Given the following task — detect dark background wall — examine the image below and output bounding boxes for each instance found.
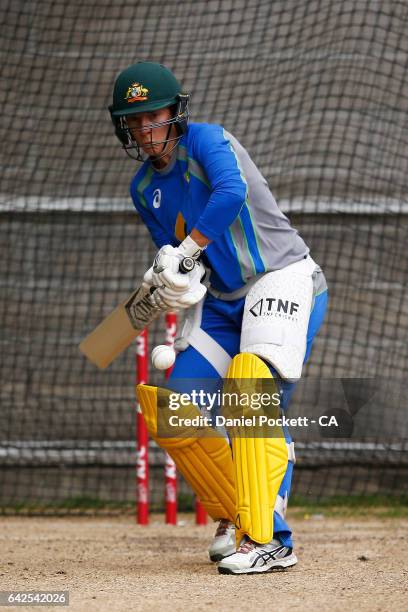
[1,0,407,507]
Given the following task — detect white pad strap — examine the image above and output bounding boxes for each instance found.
[175,299,232,377]
[274,492,288,519]
[273,443,295,519]
[188,328,232,377]
[287,441,296,463]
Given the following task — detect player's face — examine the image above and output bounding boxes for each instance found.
[126,108,175,158]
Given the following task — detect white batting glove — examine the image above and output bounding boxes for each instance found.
[143,237,204,292]
[149,261,207,311]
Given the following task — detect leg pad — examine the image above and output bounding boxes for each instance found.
[226,353,288,544]
[137,384,236,521]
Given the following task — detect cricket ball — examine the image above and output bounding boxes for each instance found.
[151,345,176,370]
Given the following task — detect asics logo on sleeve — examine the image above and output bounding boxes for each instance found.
[153,189,161,208]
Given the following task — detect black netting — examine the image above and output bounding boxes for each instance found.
[1,0,407,513]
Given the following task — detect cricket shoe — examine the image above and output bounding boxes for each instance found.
[217,536,297,574]
[208,519,236,562]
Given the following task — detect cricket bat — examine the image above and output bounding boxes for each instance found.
[79,256,195,369]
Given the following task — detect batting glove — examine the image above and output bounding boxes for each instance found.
[149,261,207,311]
[143,236,204,292]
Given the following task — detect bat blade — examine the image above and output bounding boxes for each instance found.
[79,287,160,369]
[79,256,196,370]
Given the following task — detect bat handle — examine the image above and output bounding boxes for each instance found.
[149,257,195,295]
[179,256,195,273]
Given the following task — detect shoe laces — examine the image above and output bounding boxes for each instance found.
[237,537,255,554]
[215,519,231,537]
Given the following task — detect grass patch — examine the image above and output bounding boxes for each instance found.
[1,494,407,518]
[0,497,135,516]
[288,494,408,518]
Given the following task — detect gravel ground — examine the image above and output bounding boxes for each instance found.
[0,514,407,611]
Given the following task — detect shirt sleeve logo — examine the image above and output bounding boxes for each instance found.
[153,189,162,208]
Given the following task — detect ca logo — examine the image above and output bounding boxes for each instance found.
[153,189,161,208]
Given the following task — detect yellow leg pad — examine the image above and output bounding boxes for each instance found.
[226,353,288,545]
[136,384,236,522]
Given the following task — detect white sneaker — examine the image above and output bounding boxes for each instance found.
[208,519,236,562]
[217,536,297,574]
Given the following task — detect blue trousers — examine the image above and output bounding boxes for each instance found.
[169,289,329,547]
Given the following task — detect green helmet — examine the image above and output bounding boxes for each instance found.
[109,61,190,160]
[111,61,183,116]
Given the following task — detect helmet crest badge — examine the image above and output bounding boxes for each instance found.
[125,82,149,103]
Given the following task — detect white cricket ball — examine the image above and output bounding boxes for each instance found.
[151,345,176,370]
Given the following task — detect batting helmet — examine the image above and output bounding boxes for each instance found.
[109,62,189,160]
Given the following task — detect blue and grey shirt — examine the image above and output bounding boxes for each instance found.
[130,122,309,293]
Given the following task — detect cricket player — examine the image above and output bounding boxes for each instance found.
[109,61,328,574]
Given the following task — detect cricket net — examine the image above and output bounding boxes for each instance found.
[0,0,407,513]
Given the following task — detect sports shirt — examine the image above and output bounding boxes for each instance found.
[130,123,308,292]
